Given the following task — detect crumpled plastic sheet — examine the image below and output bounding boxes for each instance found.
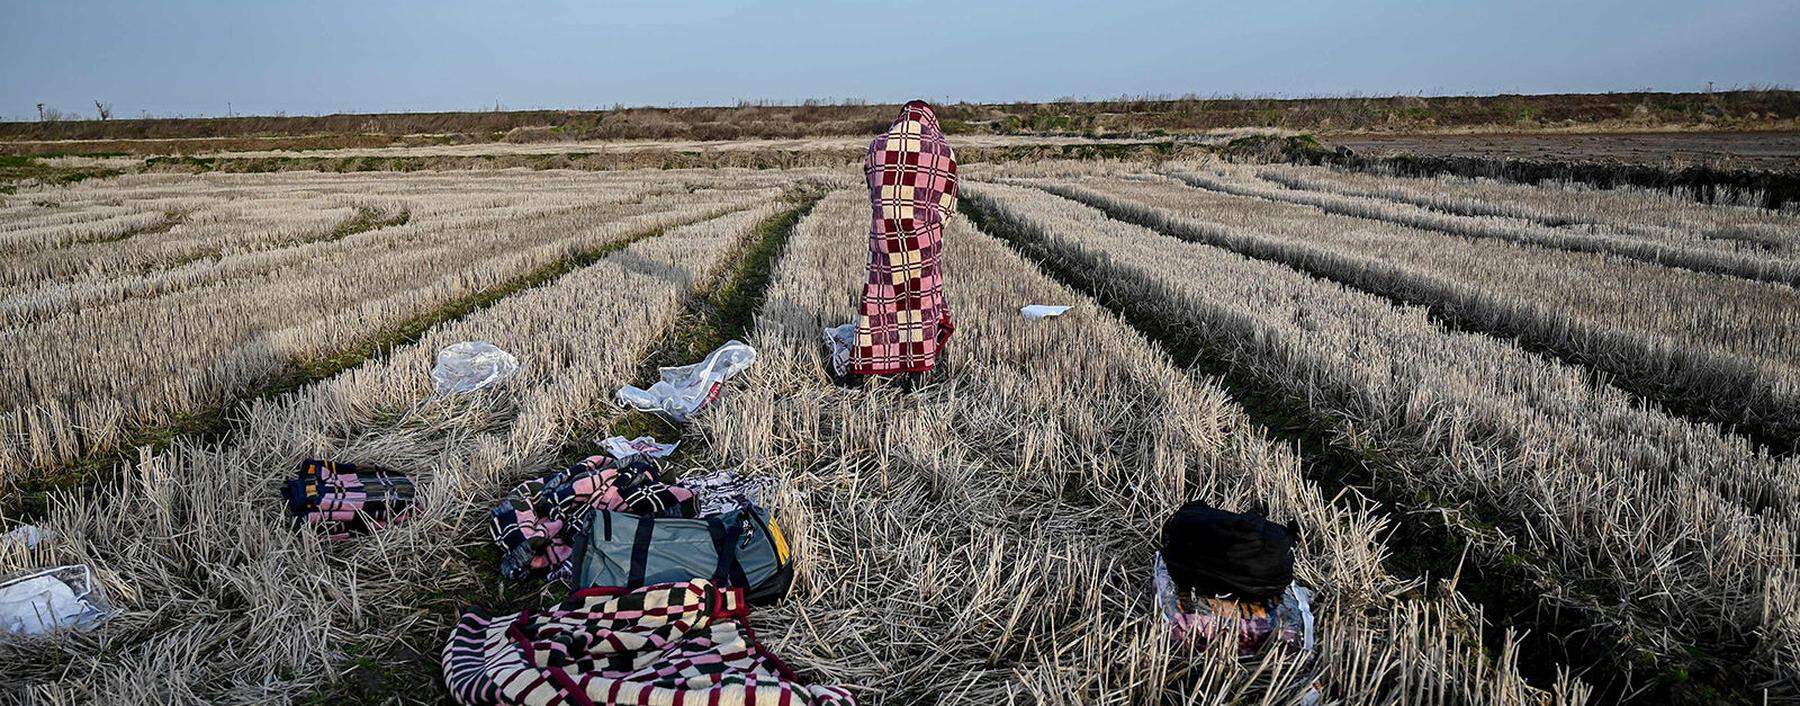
[616,340,757,423]
[1,525,49,551]
[601,435,679,459]
[432,341,520,395]
[1020,305,1072,320]
[0,565,113,638]
[822,323,856,377]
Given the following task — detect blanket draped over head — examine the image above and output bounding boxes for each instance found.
[850,100,958,376]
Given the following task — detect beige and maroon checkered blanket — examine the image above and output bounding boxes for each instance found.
[850,101,958,376]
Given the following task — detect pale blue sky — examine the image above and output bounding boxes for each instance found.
[2,0,1796,121]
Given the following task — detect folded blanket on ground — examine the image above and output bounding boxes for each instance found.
[490,455,698,583]
[443,579,854,706]
[283,459,415,540]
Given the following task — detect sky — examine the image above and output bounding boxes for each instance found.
[2,0,1796,121]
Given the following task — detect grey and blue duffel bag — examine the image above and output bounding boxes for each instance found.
[573,504,794,605]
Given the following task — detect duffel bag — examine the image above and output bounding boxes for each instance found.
[574,504,793,605]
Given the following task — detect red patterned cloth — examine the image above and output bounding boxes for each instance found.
[442,580,854,706]
[850,101,958,376]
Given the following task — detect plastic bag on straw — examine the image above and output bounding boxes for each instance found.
[432,341,519,394]
[617,340,757,423]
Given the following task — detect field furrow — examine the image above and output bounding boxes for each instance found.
[964,181,1798,700]
[683,190,1572,705]
[0,181,779,495]
[0,203,788,703]
[0,169,797,290]
[1251,163,1800,254]
[0,181,762,324]
[1164,162,1800,288]
[1034,174,1800,454]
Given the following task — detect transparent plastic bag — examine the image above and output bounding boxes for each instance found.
[617,340,757,423]
[0,565,113,637]
[431,341,519,395]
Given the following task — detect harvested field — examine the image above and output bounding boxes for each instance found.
[1,146,1795,705]
[1030,166,1800,451]
[1329,131,1800,172]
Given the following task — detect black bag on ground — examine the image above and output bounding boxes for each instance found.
[1160,501,1297,600]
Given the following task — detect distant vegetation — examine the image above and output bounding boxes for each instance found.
[2,90,1795,155]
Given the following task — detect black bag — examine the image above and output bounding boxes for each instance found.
[1159,501,1297,601]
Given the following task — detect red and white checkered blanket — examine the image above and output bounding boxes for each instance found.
[443,580,854,706]
[850,101,958,375]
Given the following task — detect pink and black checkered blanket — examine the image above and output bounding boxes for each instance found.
[850,101,958,376]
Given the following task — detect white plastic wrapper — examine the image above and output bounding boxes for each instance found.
[822,323,856,377]
[431,341,519,395]
[616,340,757,423]
[602,435,679,459]
[1020,305,1072,320]
[1,525,49,551]
[0,565,113,637]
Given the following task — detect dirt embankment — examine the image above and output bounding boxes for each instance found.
[1330,131,1800,171]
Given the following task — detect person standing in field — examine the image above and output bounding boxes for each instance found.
[848,99,959,383]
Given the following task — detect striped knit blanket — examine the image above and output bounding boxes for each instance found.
[442,580,855,706]
[283,459,414,540]
[850,100,958,376]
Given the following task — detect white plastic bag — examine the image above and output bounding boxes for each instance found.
[822,323,856,377]
[602,435,679,459]
[432,341,519,395]
[616,340,757,423]
[0,565,113,637]
[1021,305,1072,320]
[1,525,49,551]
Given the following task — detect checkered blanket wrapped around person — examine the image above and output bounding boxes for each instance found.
[489,455,698,583]
[442,579,855,706]
[850,100,958,376]
[283,459,415,540]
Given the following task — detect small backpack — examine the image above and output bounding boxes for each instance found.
[1159,501,1297,601]
[573,504,794,605]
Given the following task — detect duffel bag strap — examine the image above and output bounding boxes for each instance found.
[627,515,656,587]
[707,516,752,588]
